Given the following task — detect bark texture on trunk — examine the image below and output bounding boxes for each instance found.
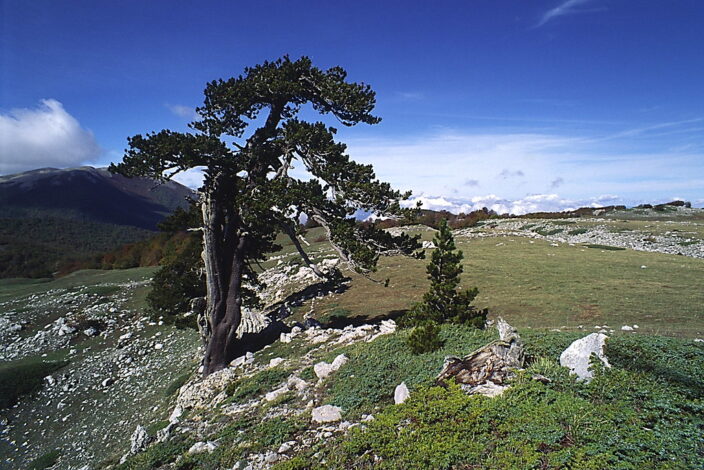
[201,181,246,375]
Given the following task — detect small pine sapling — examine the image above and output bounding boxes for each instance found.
[405,219,486,353]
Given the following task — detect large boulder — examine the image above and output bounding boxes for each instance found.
[559,333,610,382]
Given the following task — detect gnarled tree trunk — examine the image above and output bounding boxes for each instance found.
[201,180,246,375]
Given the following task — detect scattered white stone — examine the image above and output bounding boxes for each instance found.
[188,441,218,454]
[269,357,284,368]
[265,385,289,402]
[287,376,308,392]
[633,325,639,329]
[394,382,410,404]
[641,265,647,269]
[83,327,98,337]
[331,354,348,370]
[278,441,295,454]
[312,405,342,423]
[129,425,149,455]
[559,333,611,382]
[154,343,163,350]
[693,338,704,343]
[621,325,634,331]
[169,405,183,423]
[314,362,335,379]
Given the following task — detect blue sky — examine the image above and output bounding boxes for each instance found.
[1,0,702,213]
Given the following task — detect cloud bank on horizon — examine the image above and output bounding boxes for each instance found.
[0,100,102,175]
[1,98,701,214]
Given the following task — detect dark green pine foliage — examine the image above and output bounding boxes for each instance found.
[406,219,486,353]
[146,202,206,328]
[110,56,423,374]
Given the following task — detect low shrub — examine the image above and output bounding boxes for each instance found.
[407,322,443,354]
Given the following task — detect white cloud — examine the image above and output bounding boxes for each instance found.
[166,104,198,120]
[0,99,102,175]
[344,128,704,205]
[403,192,628,216]
[535,0,598,28]
[499,169,525,179]
[171,167,205,189]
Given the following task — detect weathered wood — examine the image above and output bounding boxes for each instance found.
[436,318,524,388]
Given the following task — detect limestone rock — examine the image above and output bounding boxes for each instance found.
[269,357,284,368]
[129,425,150,455]
[177,367,238,410]
[236,308,268,338]
[559,333,610,382]
[394,382,410,404]
[188,441,218,454]
[264,385,289,402]
[312,405,342,423]
[314,354,348,379]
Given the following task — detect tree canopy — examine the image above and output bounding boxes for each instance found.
[110,56,423,374]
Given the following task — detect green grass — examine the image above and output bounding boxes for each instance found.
[274,329,704,470]
[0,266,157,303]
[27,450,62,470]
[0,356,69,409]
[312,236,704,337]
[164,371,192,397]
[535,228,564,236]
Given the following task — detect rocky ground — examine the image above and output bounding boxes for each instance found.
[454,209,704,259]
[0,272,199,469]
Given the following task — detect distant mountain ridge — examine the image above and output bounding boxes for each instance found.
[0,166,195,278]
[0,166,195,230]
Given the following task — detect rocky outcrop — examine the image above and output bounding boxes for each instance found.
[177,367,238,410]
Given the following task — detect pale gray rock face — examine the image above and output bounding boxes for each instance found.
[559,333,611,382]
[394,382,410,404]
[177,367,238,410]
[120,424,151,462]
[314,354,348,379]
[188,441,218,454]
[311,405,342,423]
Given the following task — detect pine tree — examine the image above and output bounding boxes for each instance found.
[420,219,485,327]
[405,219,486,353]
[110,56,422,374]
